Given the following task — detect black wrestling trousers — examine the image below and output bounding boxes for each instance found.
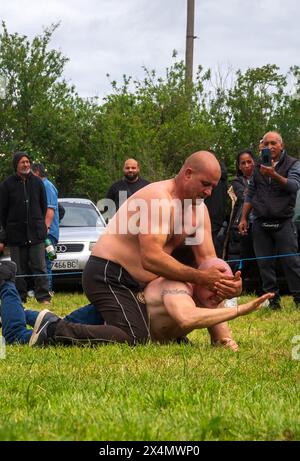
[53,256,150,346]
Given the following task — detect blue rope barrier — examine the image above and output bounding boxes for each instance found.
[13,251,300,278]
[226,252,300,264]
[15,271,83,278]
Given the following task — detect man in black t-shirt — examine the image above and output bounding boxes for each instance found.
[105,158,149,214]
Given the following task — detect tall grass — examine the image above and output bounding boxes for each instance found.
[0,293,300,441]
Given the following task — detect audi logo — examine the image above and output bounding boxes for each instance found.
[56,244,67,253]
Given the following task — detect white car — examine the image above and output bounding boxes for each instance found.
[52,198,106,288]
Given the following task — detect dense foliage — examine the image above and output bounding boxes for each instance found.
[1,23,299,202]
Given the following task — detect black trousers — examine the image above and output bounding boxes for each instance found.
[252,219,300,301]
[10,243,50,303]
[53,256,150,345]
[240,225,262,294]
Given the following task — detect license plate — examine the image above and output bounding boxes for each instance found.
[51,260,79,270]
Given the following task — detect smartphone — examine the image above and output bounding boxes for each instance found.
[261,148,272,167]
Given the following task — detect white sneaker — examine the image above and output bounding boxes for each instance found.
[224,297,238,308]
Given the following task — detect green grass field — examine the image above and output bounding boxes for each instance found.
[1,292,300,441]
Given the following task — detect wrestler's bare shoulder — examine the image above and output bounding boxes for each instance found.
[144,277,193,305]
[132,179,176,200]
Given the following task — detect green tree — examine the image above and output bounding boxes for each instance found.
[0,21,99,198]
[1,21,299,202]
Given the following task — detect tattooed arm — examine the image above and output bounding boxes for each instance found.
[160,279,273,333]
[161,280,236,331]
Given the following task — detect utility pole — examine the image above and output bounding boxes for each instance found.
[185,0,196,86]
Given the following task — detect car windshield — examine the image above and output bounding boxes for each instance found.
[59,202,105,228]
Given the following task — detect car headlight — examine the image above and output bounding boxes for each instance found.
[89,242,96,251]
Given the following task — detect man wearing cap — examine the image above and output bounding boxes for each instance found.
[0,151,51,304]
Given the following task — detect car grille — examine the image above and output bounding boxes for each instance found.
[55,243,84,253]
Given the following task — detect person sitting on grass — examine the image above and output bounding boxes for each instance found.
[0,261,274,351]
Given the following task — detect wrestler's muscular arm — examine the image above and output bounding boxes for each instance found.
[138,194,228,290]
[140,232,222,288]
[192,205,242,298]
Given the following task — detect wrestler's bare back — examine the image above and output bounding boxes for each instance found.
[144,277,194,343]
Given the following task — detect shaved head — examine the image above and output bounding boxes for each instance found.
[176,151,221,201]
[123,158,140,182]
[124,158,139,169]
[182,151,221,175]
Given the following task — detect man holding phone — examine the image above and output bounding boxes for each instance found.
[239,131,300,309]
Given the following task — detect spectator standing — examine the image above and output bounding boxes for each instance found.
[32,163,59,294]
[105,158,150,215]
[227,150,262,291]
[0,152,51,304]
[205,158,228,257]
[239,132,300,309]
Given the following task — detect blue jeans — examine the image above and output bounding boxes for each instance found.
[46,234,58,292]
[64,304,103,325]
[25,304,103,328]
[0,282,32,344]
[0,281,104,345]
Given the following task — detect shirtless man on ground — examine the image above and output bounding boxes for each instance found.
[0,261,272,349]
[145,277,272,349]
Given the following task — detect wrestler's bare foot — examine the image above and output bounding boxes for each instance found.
[237,293,274,317]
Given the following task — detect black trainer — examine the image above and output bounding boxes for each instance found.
[0,261,17,287]
[176,336,192,345]
[29,309,60,347]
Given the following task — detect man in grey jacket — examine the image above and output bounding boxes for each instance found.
[239,131,300,309]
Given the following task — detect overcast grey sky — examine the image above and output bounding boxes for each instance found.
[1,0,299,99]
